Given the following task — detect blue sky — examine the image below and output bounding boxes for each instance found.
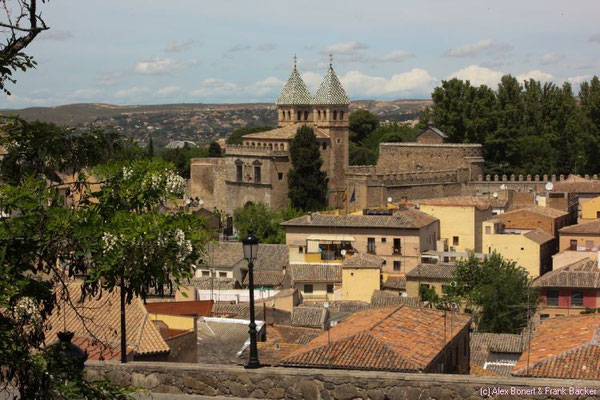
[3,0,600,108]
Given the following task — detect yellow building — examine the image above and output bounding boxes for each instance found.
[580,195,600,222]
[289,263,340,300]
[341,253,383,303]
[409,196,493,253]
[482,219,555,278]
[405,263,457,299]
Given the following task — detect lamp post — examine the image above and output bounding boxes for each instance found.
[242,230,260,369]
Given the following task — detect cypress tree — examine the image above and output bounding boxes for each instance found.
[147,134,154,157]
[288,126,328,211]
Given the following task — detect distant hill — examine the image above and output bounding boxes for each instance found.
[0,99,431,146]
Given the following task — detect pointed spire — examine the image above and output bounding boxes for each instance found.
[276,56,313,106]
[314,59,350,106]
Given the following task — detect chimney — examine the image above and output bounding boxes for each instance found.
[307,213,313,222]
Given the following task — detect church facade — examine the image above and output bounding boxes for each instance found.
[189,62,350,213]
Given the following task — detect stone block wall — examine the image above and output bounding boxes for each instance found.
[86,361,600,399]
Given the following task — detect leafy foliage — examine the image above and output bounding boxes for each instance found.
[159,144,209,178]
[233,203,302,244]
[444,253,538,334]
[226,125,273,145]
[349,120,418,165]
[208,141,222,157]
[349,109,379,143]
[287,126,328,211]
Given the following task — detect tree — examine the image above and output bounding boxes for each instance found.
[444,253,538,334]
[288,126,328,211]
[233,203,302,244]
[208,141,222,157]
[349,109,379,143]
[160,144,209,178]
[226,125,272,145]
[147,134,154,157]
[0,0,50,94]
[349,143,377,165]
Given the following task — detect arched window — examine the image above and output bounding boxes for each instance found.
[281,111,285,120]
[280,143,285,150]
[274,143,279,150]
[340,111,344,120]
[323,110,327,120]
[304,111,308,120]
[318,110,321,120]
[287,111,291,120]
[297,111,301,121]
[268,143,273,150]
[333,110,337,120]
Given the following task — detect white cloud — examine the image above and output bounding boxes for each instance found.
[190,76,286,100]
[247,77,285,95]
[448,65,504,87]
[380,50,414,63]
[190,78,238,98]
[134,58,190,75]
[567,74,592,85]
[340,68,436,98]
[321,42,369,62]
[156,86,181,96]
[301,71,323,92]
[444,39,511,58]
[516,69,553,82]
[115,86,150,98]
[540,52,564,65]
[164,40,196,53]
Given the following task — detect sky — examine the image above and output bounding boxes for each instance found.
[3,0,600,108]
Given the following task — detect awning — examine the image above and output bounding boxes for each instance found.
[306,234,355,242]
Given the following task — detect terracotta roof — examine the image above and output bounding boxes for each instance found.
[280,305,471,372]
[212,303,263,319]
[342,252,384,269]
[406,263,457,280]
[533,258,600,288]
[242,124,330,140]
[237,243,289,271]
[559,219,600,235]
[46,282,170,356]
[291,307,328,328]
[68,336,134,361]
[242,270,287,287]
[254,325,321,366]
[512,314,600,380]
[382,276,406,290]
[202,242,289,271]
[470,363,498,377]
[498,205,568,219]
[276,66,313,105]
[552,175,600,194]
[282,209,438,229]
[197,318,256,364]
[289,263,342,283]
[300,300,371,313]
[313,66,350,106]
[370,291,420,308]
[470,332,526,367]
[192,277,238,290]
[409,196,492,210]
[144,300,213,317]
[523,229,555,244]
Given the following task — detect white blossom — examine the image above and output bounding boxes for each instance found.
[122,167,133,180]
[102,232,118,252]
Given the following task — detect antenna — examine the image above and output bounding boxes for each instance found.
[545,182,554,191]
[329,52,333,68]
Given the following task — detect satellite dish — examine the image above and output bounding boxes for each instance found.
[500,184,507,190]
[323,302,330,309]
[387,197,393,203]
[451,303,458,311]
[340,249,347,256]
[545,182,554,191]
[493,192,498,198]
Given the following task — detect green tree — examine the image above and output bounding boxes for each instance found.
[233,203,284,244]
[226,125,273,145]
[147,134,154,157]
[288,126,328,211]
[160,145,209,178]
[349,143,377,165]
[445,253,537,334]
[208,141,222,157]
[349,109,379,144]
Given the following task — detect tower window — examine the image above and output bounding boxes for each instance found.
[340,111,344,120]
[333,110,337,120]
[254,166,261,183]
[281,111,285,120]
[297,111,301,121]
[322,142,327,150]
[287,111,291,120]
[323,110,327,120]
[236,165,243,182]
[318,110,321,120]
[304,111,308,120]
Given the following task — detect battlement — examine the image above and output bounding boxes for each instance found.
[474,173,600,183]
[225,144,288,157]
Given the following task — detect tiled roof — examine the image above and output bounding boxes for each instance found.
[242,124,330,140]
[69,336,134,361]
[281,210,438,229]
[342,252,383,269]
[559,218,600,235]
[145,300,213,317]
[512,314,600,380]
[291,307,328,328]
[300,300,371,313]
[192,277,238,290]
[197,318,255,364]
[498,205,568,219]
[280,305,471,372]
[533,258,600,288]
[289,263,342,283]
[370,291,420,308]
[254,325,321,366]
[212,303,263,319]
[552,175,600,194]
[410,196,492,210]
[523,229,555,244]
[313,66,350,106]
[202,242,289,271]
[470,332,526,367]
[382,276,406,290]
[418,126,448,139]
[46,282,170,356]
[406,263,457,279]
[470,363,498,377]
[242,270,287,287]
[276,67,313,105]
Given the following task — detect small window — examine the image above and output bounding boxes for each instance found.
[201,270,210,277]
[318,110,321,120]
[393,238,401,254]
[381,238,387,243]
[367,237,375,254]
[281,111,285,120]
[570,240,577,251]
[322,142,327,150]
[326,284,334,293]
[304,284,313,294]
[453,236,459,246]
[298,246,304,254]
[485,226,491,235]
[254,166,261,183]
[287,111,291,120]
[219,272,227,278]
[597,211,600,218]
[571,290,583,307]
[297,111,301,121]
[333,110,337,120]
[304,111,308,120]
[546,290,559,306]
[278,172,283,180]
[236,165,243,182]
[336,138,341,144]
[340,111,344,120]
[393,261,401,271]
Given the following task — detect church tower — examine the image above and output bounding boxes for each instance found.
[276,57,313,127]
[313,58,350,195]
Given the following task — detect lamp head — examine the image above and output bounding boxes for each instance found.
[242,229,259,261]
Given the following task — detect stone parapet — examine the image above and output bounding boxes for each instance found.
[225,145,288,157]
[86,361,600,399]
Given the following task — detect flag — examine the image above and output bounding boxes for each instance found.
[350,189,356,203]
[342,191,347,202]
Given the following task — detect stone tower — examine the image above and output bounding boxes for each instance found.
[313,61,350,194]
[276,58,313,127]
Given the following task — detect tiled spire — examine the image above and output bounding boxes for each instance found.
[276,57,313,106]
[314,58,350,106]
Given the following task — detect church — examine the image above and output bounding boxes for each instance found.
[189,60,351,213]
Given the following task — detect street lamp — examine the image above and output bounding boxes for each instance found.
[242,229,260,369]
